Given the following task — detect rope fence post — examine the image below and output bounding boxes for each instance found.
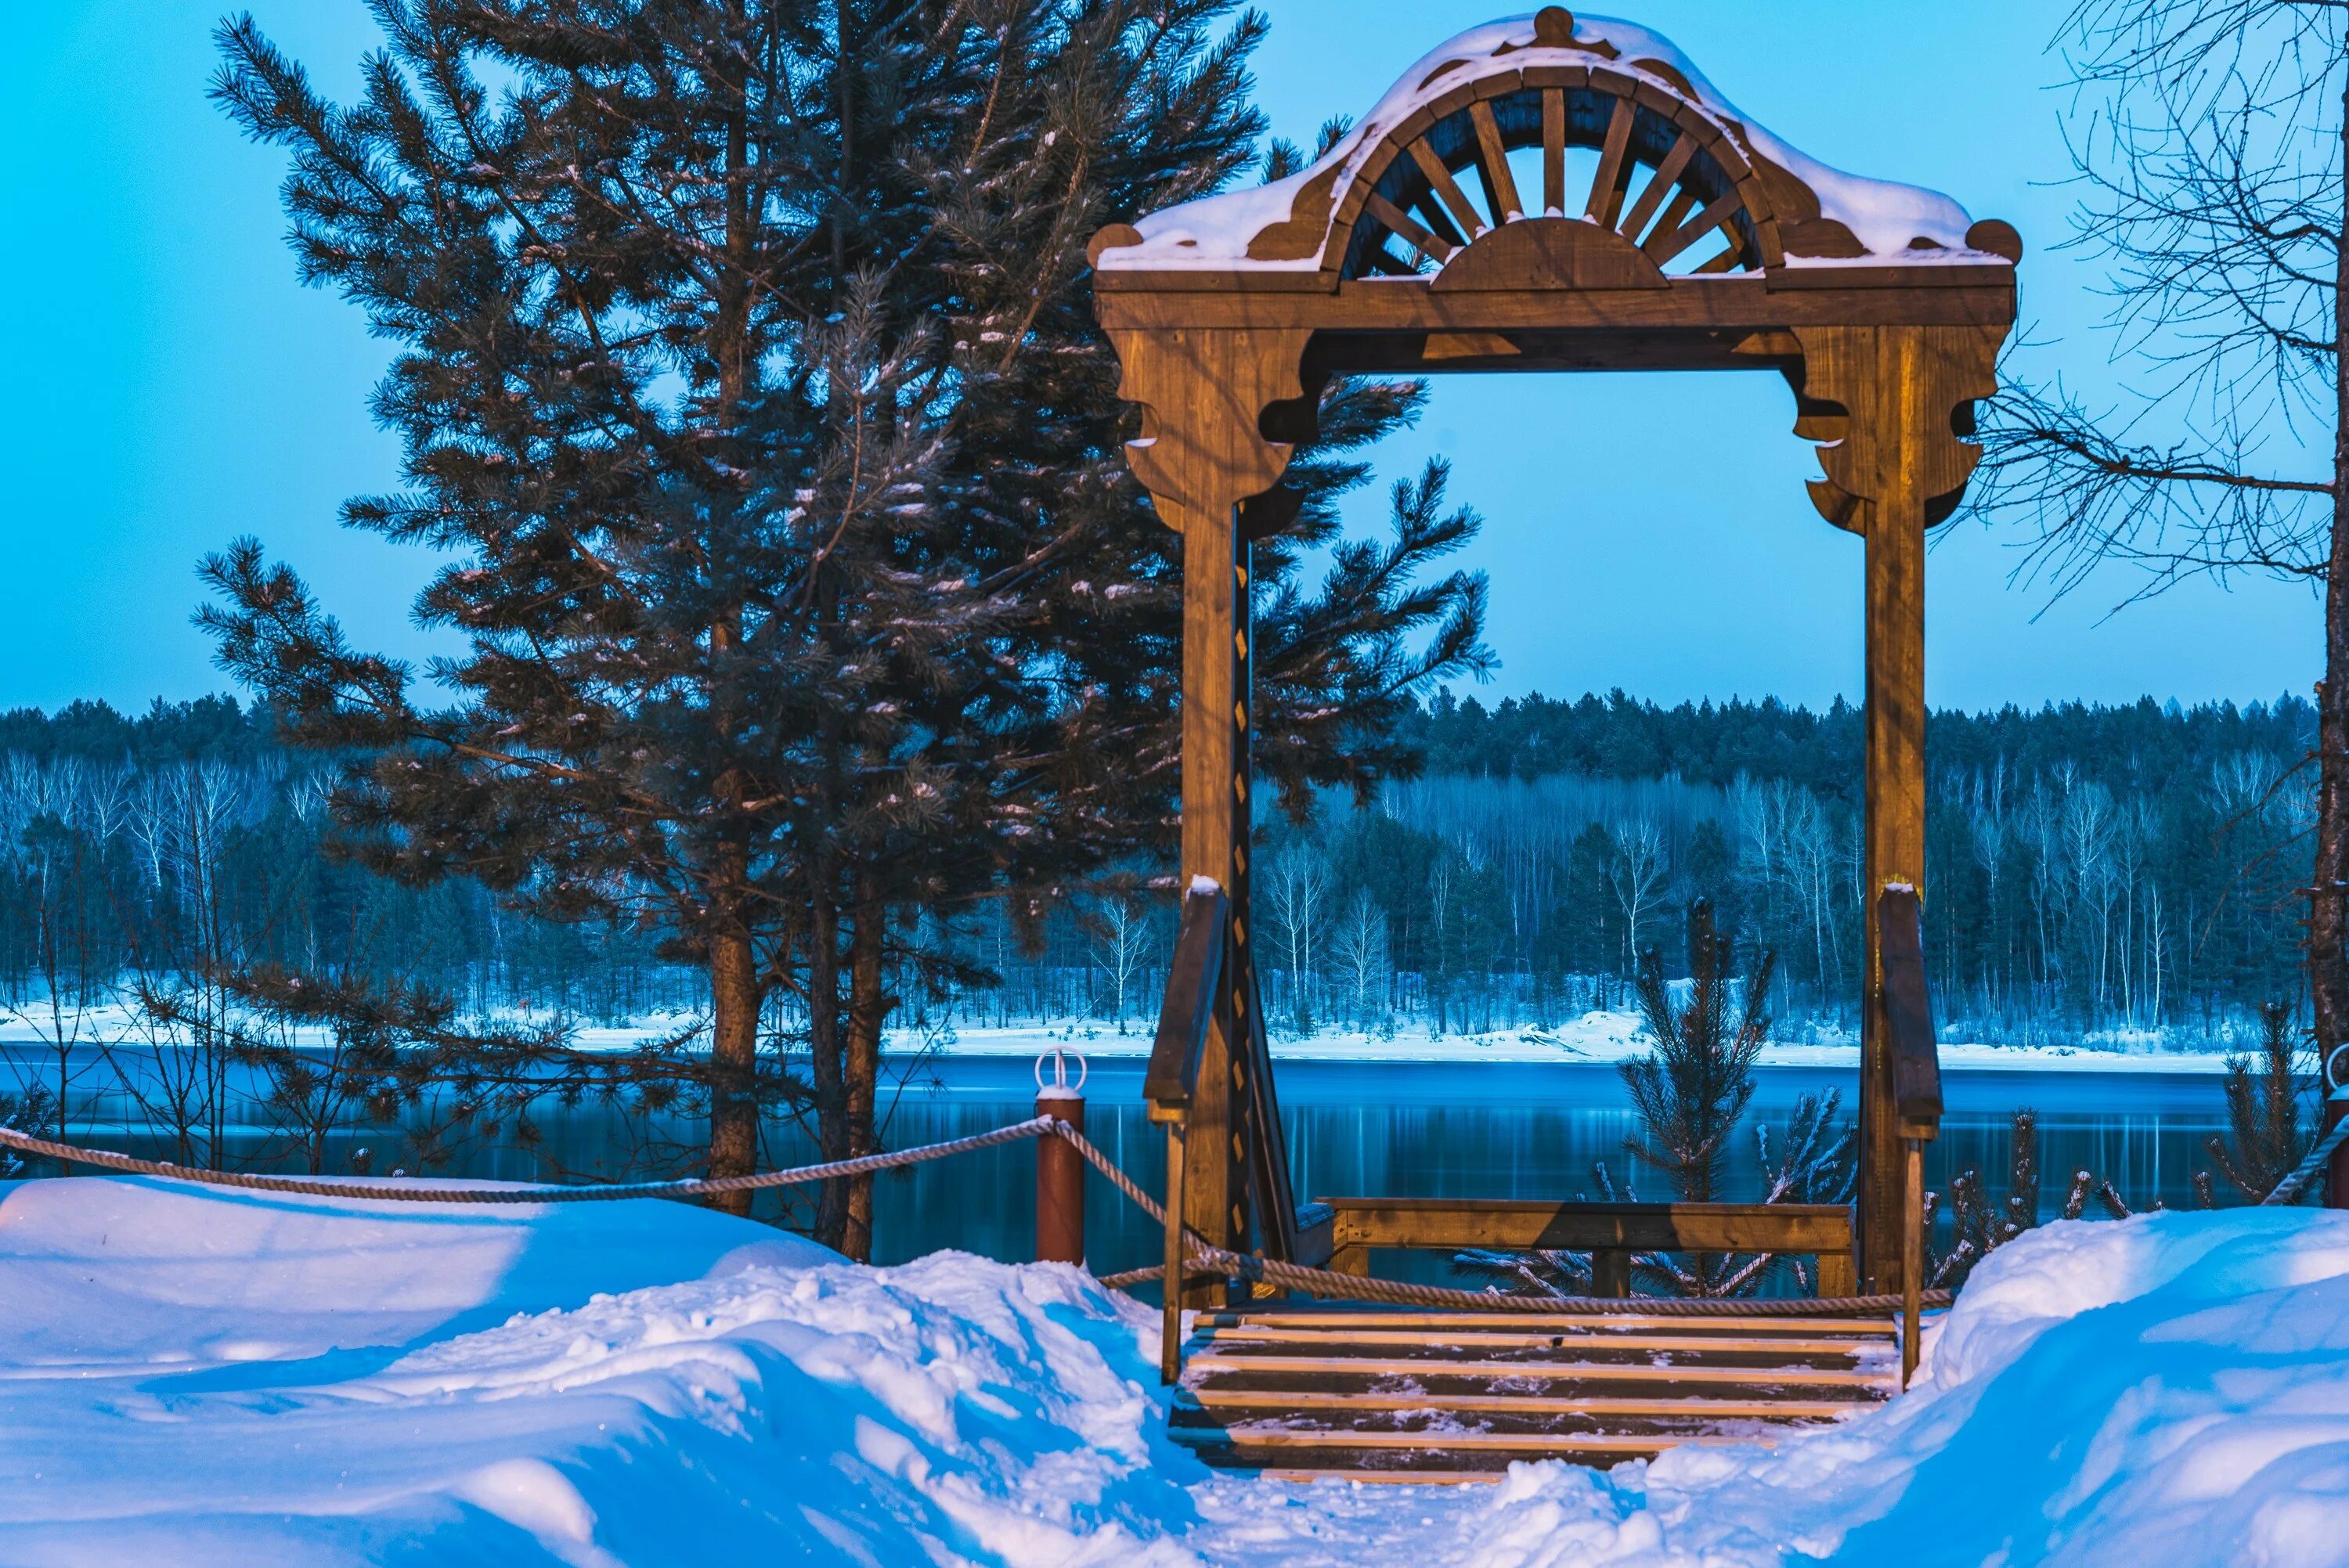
[1902,1137,1924,1387]
[1034,1051,1088,1267]
[1161,1121,1187,1385]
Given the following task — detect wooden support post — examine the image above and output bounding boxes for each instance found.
[1034,1082,1084,1267]
[1860,477,1926,1294]
[1792,323,2000,1294]
[1901,1137,1924,1387]
[1103,323,1311,1303]
[1591,1249,1631,1298]
[1163,1120,1187,1386]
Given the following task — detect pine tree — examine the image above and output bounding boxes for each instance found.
[1621,899,1768,1206]
[201,0,1486,1250]
[1455,901,1849,1300]
[2206,1000,2312,1202]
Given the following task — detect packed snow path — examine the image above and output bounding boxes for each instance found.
[4,1178,2349,1564]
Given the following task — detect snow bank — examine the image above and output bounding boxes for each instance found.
[5,1180,2349,1564]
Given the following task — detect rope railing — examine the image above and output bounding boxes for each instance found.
[2263,1108,2349,1206]
[0,1117,1951,1318]
[0,1118,1062,1205]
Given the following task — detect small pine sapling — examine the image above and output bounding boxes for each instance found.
[1456,907,1847,1300]
[1619,900,1772,1296]
[2206,1000,2312,1202]
[1757,1089,1857,1295]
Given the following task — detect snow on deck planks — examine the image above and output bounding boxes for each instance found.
[1173,1307,1899,1478]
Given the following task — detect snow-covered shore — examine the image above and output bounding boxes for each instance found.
[3,1176,2347,1563]
[1,998,2246,1075]
[910,1015,2243,1074]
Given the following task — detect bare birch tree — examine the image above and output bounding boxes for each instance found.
[1605,816,1669,974]
[1976,0,2349,1184]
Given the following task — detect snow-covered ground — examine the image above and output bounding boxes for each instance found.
[4,1176,2348,1565]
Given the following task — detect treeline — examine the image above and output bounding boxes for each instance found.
[1237,690,2314,1044]
[0,698,690,1024]
[0,690,2315,1047]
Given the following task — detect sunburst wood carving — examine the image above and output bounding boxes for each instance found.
[1340,74,1773,283]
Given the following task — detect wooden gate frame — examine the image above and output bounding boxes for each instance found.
[1094,8,2015,1296]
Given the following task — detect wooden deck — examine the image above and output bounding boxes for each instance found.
[1170,1306,1899,1480]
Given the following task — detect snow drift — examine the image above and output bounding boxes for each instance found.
[3,1177,2348,1565]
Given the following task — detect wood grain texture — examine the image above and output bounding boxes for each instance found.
[1790,323,2003,1291]
[1096,276,2017,330]
[1184,1355,1893,1386]
[1321,1198,1853,1253]
[1193,1311,1896,1336]
[1183,1390,1868,1418]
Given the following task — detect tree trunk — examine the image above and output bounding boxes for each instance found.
[703,0,762,1218]
[707,903,763,1217]
[841,892,886,1261]
[2322,69,2349,1207]
[807,894,853,1247]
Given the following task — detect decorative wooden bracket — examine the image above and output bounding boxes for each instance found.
[1104,328,1314,535]
[1788,325,2003,535]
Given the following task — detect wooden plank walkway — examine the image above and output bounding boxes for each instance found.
[1171,1307,1899,1480]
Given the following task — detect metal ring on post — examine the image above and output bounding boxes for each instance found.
[1034,1047,1089,1097]
[2326,1043,2349,1098]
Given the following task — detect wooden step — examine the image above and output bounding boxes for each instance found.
[1260,1468,1508,1485]
[1173,1426,1773,1454]
[1195,1327,1887,1356]
[1173,1303,1904,1482]
[1185,1353,1894,1386]
[1195,1310,1898,1338]
[1180,1389,1867,1420]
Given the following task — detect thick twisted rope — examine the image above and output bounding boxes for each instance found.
[0,1117,1950,1317]
[2264,1109,2349,1206]
[1038,1120,1950,1319]
[0,1117,1059,1203]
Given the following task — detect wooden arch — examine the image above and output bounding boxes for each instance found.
[1337,56,1777,283]
[1095,9,2019,1299]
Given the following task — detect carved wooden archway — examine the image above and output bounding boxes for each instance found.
[1094,8,2017,1297]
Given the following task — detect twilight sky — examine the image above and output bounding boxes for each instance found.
[0,2,2320,716]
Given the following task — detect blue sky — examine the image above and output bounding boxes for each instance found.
[0,2,2320,716]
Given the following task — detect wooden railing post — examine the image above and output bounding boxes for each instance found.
[1878,885,1944,1388]
[1591,1249,1630,1297]
[1034,1051,1087,1267]
[1902,1137,1925,1386]
[1161,1121,1186,1385]
[1146,883,1228,1386]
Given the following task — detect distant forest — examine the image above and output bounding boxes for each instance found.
[0,689,2315,1048]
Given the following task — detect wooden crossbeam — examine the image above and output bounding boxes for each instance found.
[1193,1310,1896,1336]
[1322,1199,1855,1254]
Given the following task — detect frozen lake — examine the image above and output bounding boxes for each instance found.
[6,1046,2249,1280]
